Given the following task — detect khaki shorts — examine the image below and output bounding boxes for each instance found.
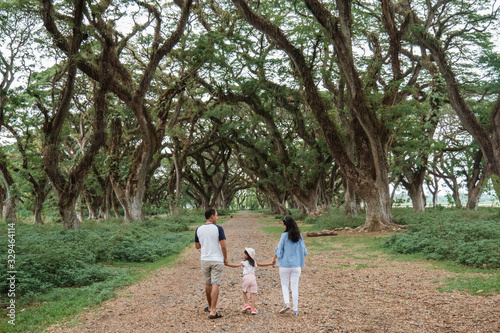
[201,261,224,285]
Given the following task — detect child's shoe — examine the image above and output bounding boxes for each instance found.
[241,304,251,312]
[251,308,258,315]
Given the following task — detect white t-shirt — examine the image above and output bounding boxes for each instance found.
[242,260,256,275]
[194,223,226,262]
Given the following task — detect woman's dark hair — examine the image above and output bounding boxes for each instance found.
[244,250,256,267]
[282,216,301,242]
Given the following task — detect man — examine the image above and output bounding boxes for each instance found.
[194,208,227,319]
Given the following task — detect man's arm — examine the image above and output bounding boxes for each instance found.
[220,239,227,264]
[194,226,200,249]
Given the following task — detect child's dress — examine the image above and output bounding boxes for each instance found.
[241,260,257,293]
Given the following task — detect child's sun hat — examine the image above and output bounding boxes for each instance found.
[245,247,256,260]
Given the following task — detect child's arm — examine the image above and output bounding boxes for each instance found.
[225,262,243,268]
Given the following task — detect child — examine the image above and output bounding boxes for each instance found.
[225,247,276,315]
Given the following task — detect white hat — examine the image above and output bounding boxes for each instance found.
[245,247,256,260]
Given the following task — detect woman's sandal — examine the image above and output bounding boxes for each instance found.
[208,312,223,319]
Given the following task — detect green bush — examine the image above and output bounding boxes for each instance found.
[0,228,119,299]
[0,213,200,301]
[110,233,191,262]
[384,209,500,269]
[217,209,237,216]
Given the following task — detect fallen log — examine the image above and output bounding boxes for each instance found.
[304,230,338,237]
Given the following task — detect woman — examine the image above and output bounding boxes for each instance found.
[273,216,308,316]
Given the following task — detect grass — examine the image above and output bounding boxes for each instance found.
[438,275,500,295]
[306,239,344,252]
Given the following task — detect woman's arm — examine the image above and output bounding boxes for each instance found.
[274,234,286,259]
[300,235,309,256]
[258,255,277,267]
[257,263,272,267]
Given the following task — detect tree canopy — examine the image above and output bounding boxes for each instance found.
[0,0,499,230]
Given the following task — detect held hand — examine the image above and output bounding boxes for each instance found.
[272,258,277,266]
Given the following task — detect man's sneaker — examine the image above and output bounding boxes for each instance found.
[241,304,251,312]
[279,304,290,314]
[251,308,258,315]
[292,311,299,316]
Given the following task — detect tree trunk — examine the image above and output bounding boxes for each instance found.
[404,181,426,213]
[0,186,4,220]
[492,176,500,202]
[453,191,462,209]
[363,198,392,231]
[2,197,17,223]
[59,198,81,230]
[86,202,97,219]
[411,185,426,213]
[111,189,121,218]
[466,151,488,211]
[343,178,357,216]
[0,157,17,223]
[102,178,112,220]
[442,177,462,208]
[292,189,318,215]
[426,173,439,208]
[256,192,266,210]
[126,196,145,222]
[167,173,180,214]
[358,183,394,231]
[112,183,146,223]
[466,187,482,211]
[304,230,338,237]
[0,172,17,223]
[33,194,45,224]
[449,185,462,209]
[75,195,84,222]
[168,140,182,215]
[201,196,210,211]
[268,202,291,216]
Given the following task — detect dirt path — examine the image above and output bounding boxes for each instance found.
[48,211,500,332]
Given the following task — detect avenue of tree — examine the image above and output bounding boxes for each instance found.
[0,0,499,230]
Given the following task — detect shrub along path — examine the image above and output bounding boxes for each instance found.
[48,211,499,332]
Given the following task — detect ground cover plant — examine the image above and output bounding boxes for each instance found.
[384,208,500,269]
[0,212,203,332]
[304,207,500,270]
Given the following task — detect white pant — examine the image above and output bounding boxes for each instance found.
[279,267,301,311]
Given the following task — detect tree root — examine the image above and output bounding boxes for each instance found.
[354,222,406,233]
